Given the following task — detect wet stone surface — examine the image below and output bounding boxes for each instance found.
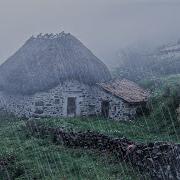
[26,120,180,180]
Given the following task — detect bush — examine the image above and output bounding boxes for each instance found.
[140,76,180,136]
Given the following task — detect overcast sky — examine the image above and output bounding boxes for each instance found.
[0,0,180,65]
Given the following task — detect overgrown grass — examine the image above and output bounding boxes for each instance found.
[0,114,146,180]
[1,74,180,179]
[139,74,180,140]
[34,115,179,143]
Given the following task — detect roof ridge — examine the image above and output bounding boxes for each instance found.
[30,31,71,40]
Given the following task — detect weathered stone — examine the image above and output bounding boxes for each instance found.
[35,101,44,106]
[0,81,141,120]
[34,109,44,114]
[54,99,60,104]
[25,120,180,180]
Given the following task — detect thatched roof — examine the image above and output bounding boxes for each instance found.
[98,79,150,103]
[0,32,111,95]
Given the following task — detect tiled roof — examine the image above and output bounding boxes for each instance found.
[98,79,150,103]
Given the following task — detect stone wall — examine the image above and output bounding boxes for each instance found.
[92,86,138,120]
[26,120,180,180]
[0,81,138,120]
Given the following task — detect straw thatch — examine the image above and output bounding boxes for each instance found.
[0,32,111,95]
[98,79,150,103]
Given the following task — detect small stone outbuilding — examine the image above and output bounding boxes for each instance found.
[97,78,149,120]
[0,32,149,120]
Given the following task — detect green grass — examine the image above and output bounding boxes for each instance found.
[0,114,147,180]
[139,74,180,140]
[0,113,178,179]
[34,116,179,143]
[1,74,180,179]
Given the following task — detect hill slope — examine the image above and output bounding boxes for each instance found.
[113,41,180,81]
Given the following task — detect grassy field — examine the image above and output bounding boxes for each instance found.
[0,113,178,179]
[33,116,180,143]
[1,74,180,179]
[0,114,148,180]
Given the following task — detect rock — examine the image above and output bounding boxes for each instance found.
[25,120,180,180]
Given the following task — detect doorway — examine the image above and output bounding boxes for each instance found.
[101,101,110,118]
[67,97,76,117]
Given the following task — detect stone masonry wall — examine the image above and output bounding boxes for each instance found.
[26,120,180,180]
[91,86,137,120]
[0,81,138,120]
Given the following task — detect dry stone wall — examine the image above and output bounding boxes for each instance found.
[26,120,180,180]
[0,81,138,120]
[92,86,137,120]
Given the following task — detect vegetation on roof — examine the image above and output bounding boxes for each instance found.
[0,32,111,95]
[98,78,150,103]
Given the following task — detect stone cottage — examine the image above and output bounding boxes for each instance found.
[0,32,149,120]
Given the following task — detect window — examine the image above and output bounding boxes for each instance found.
[113,106,117,112]
[101,101,110,118]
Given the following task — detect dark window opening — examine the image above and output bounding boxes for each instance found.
[101,101,110,118]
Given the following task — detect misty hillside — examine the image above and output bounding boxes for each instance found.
[113,40,180,81]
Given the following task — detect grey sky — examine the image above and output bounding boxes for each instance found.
[0,0,180,65]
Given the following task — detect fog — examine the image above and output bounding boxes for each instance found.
[0,0,180,66]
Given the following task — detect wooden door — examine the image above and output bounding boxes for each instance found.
[67,97,76,117]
